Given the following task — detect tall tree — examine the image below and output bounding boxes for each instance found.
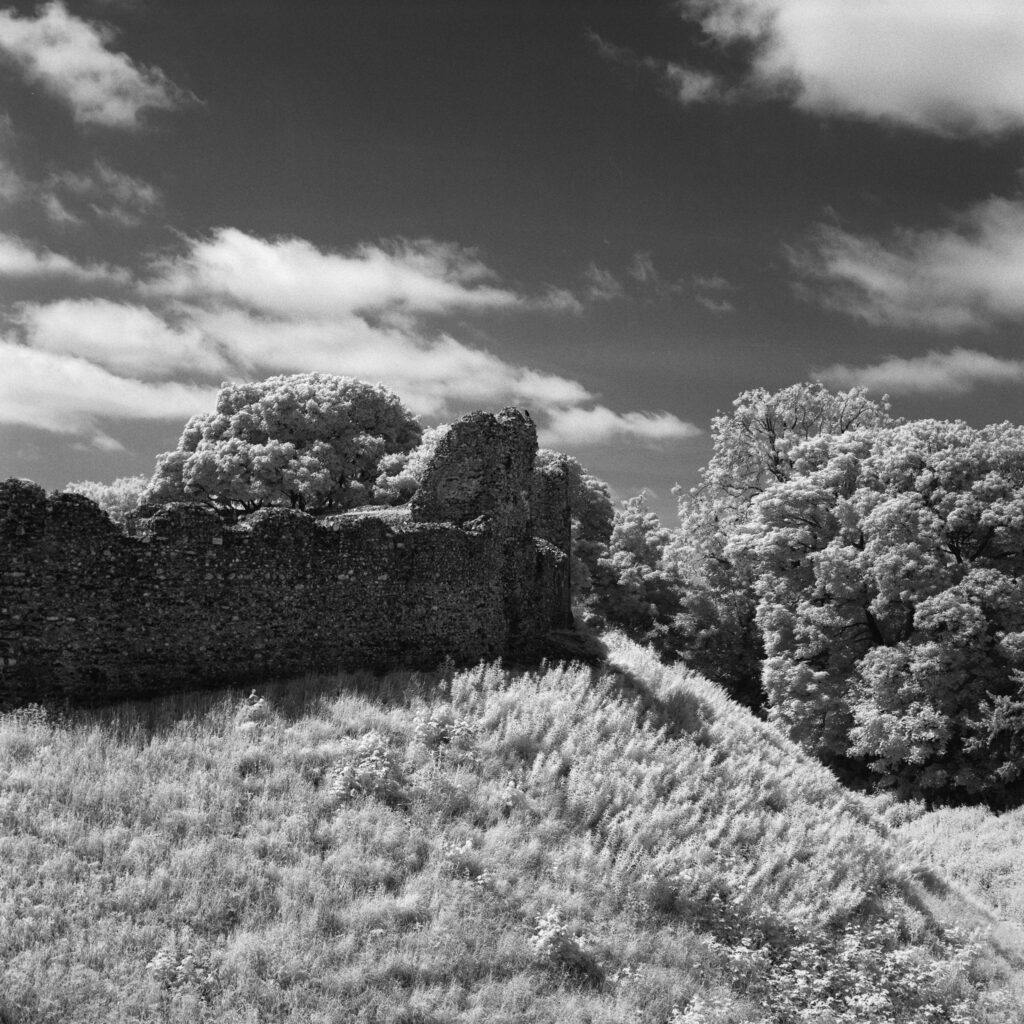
[594,494,682,646]
[665,383,897,700]
[731,420,1024,802]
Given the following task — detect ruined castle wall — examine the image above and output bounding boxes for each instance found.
[531,458,573,554]
[0,408,572,707]
[0,483,507,705]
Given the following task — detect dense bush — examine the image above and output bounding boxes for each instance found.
[144,373,422,515]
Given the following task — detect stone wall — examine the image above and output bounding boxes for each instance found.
[0,408,572,707]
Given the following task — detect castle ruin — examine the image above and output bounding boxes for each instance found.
[0,408,573,706]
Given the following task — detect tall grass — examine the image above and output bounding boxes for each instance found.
[895,806,1024,926]
[0,637,1019,1023]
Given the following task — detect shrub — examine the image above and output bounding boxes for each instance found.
[327,730,405,804]
[528,908,605,986]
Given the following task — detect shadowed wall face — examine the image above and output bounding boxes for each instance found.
[0,409,571,707]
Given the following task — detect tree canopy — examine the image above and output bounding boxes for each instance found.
[144,374,422,515]
[64,475,149,525]
[666,383,898,696]
[731,419,1024,802]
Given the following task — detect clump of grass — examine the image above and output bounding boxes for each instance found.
[0,637,1019,1022]
[528,907,605,987]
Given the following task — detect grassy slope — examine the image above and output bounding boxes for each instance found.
[893,805,1024,1008]
[0,636,1020,1023]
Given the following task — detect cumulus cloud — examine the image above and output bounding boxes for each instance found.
[817,348,1024,396]
[0,340,215,447]
[18,299,228,379]
[541,406,701,448]
[148,229,526,318]
[790,198,1024,330]
[665,0,1024,136]
[185,306,594,419]
[0,1,190,128]
[0,233,129,284]
[3,228,694,450]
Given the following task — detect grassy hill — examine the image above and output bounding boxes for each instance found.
[0,636,1020,1023]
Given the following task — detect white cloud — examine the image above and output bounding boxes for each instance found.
[625,251,684,297]
[541,406,701,448]
[47,161,161,226]
[0,114,28,205]
[18,299,228,379]
[662,61,729,104]
[538,286,584,314]
[589,31,731,106]
[695,295,735,314]
[185,307,593,419]
[817,348,1024,396]
[41,194,83,226]
[0,340,215,445]
[148,229,525,318]
[693,272,737,312]
[692,274,735,292]
[674,0,1024,136]
[0,159,27,205]
[0,1,189,128]
[3,227,691,450]
[790,198,1024,330]
[584,264,624,302]
[0,233,129,284]
[628,251,658,285]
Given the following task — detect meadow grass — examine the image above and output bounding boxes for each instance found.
[0,636,1020,1023]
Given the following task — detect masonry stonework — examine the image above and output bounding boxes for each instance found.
[0,408,572,707]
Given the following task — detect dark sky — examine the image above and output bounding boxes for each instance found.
[2,0,1024,520]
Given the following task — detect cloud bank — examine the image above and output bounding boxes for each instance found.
[0,1,189,128]
[47,161,162,227]
[668,0,1024,136]
[817,348,1024,396]
[790,198,1024,330]
[2,229,698,450]
[0,232,129,284]
[0,342,216,450]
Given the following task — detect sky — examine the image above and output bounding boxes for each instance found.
[3,0,1024,521]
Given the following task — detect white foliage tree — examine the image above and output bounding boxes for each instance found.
[144,374,422,515]
[730,420,1024,801]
